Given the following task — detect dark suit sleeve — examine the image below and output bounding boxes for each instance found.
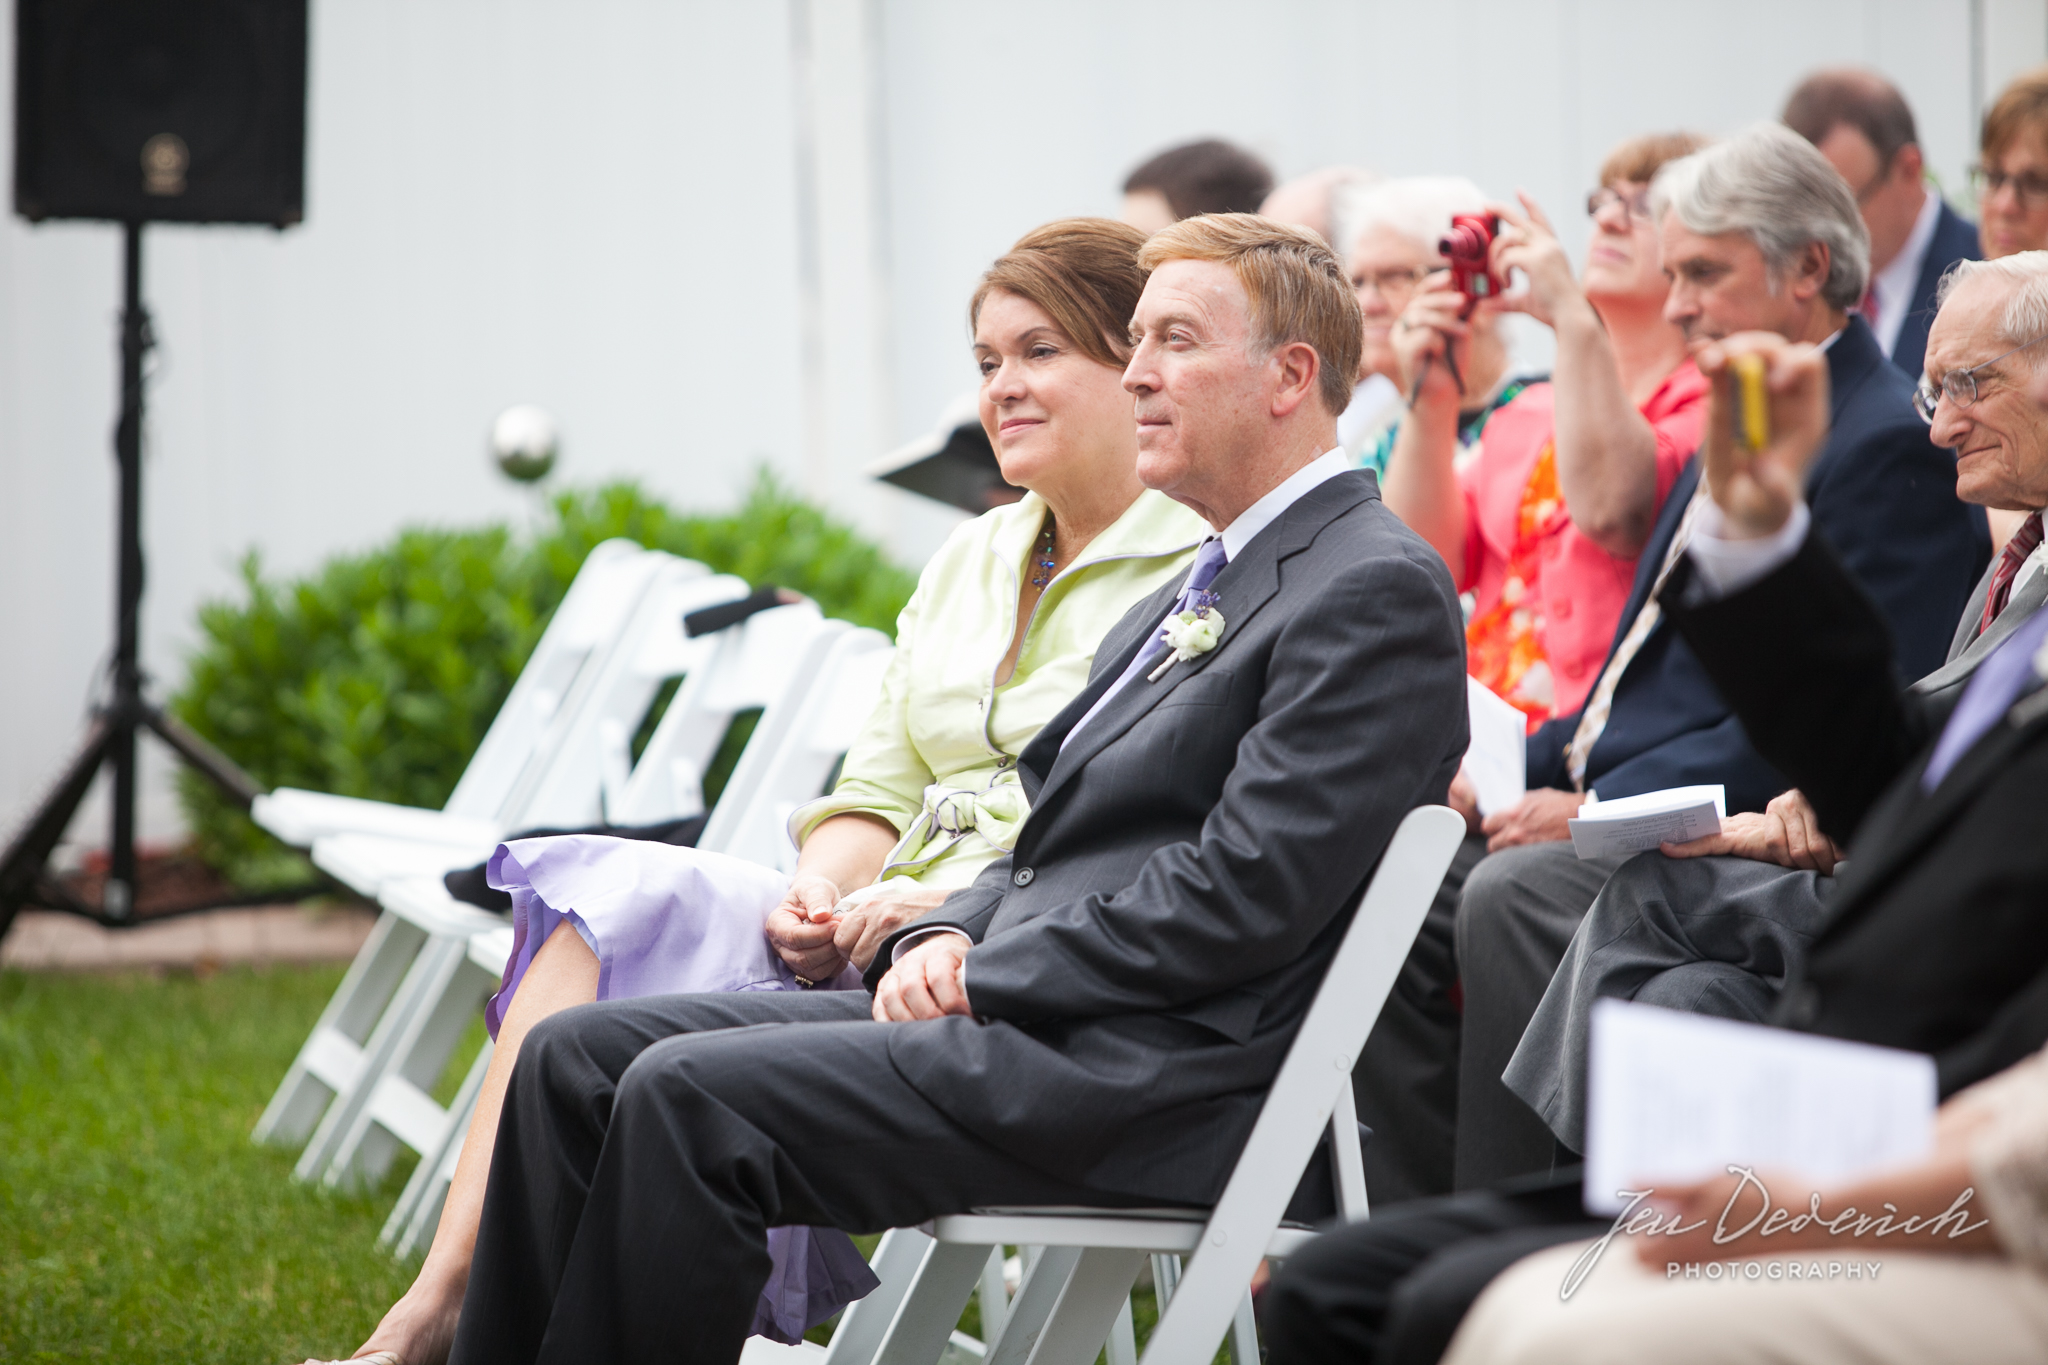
[960,550,1467,1021]
[1662,533,1937,844]
[1575,712,1788,815]
[1525,715,1573,792]
[1806,415,1982,682]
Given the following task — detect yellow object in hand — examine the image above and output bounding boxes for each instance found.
[1732,352,1770,451]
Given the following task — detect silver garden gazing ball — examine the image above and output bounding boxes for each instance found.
[491,404,559,483]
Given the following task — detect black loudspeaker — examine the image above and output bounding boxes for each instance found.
[14,0,307,226]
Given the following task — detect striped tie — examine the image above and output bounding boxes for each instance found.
[1983,511,2046,634]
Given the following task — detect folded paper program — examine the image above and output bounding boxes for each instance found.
[1567,785,1725,859]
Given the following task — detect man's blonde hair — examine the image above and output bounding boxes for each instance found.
[1138,213,1363,416]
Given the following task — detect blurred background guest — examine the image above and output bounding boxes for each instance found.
[1975,65,2048,549]
[1118,137,1275,234]
[1261,164,1377,246]
[1784,67,1979,380]
[1384,133,1708,732]
[1337,176,1533,474]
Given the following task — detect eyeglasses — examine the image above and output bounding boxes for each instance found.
[1352,265,1434,299]
[1912,331,2048,422]
[1971,165,2048,211]
[1585,185,1652,222]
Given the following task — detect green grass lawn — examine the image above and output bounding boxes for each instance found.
[0,963,1203,1364]
[0,963,422,1363]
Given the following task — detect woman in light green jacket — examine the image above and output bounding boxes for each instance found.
[326,219,1207,1365]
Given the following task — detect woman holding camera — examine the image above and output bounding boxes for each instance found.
[1382,133,1709,733]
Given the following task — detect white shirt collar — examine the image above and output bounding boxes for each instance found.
[1817,326,1845,354]
[1218,447,1352,561]
[1871,190,1943,360]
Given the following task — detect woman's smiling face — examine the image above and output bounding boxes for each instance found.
[973,288,1133,490]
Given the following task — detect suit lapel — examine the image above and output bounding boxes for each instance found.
[1026,472,1375,813]
[1921,566,2045,695]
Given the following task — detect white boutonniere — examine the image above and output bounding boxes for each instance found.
[1148,591,1225,681]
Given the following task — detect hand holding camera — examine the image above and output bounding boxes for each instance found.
[1694,332,1832,539]
[1485,192,1587,331]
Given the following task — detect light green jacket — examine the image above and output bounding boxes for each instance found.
[788,488,1207,888]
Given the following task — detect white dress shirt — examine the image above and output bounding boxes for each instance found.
[1869,189,1943,361]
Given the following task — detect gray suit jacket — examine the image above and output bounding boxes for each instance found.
[867,470,1467,1203]
[1916,551,2048,705]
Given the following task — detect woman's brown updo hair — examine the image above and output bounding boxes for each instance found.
[969,218,1150,369]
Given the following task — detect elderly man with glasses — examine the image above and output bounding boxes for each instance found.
[1495,251,2048,1175]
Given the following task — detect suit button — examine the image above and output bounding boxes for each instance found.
[1013,867,1035,886]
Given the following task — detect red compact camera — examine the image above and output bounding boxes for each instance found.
[1438,213,1504,305]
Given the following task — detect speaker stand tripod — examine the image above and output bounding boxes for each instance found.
[0,222,262,943]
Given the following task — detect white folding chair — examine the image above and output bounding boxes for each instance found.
[322,605,855,1198]
[305,567,752,899]
[251,557,736,1165]
[826,805,1466,1365]
[376,622,892,1252]
[250,539,673,849]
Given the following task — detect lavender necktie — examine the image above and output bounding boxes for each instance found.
[1922,603,2048,790]
[1061,536,1229,748]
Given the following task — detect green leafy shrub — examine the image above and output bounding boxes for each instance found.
[170,470,920,890]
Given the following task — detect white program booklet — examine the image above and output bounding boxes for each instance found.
[1566,785,1725,860]
[1460,676,1526,817]
[1582,999,1936,1214]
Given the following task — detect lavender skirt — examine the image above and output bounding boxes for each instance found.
[483,834,878,1345]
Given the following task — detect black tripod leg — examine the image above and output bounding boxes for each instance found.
[141,705,263,808]
[0,719,115,943]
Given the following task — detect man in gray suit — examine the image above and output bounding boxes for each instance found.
[447,214,1467,1365]
[1502,251,2048,1154]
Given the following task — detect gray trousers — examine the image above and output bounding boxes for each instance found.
[1451,841,1624,1188]
[1501,852,1830,1154]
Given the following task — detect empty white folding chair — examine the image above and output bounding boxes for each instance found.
[827,805,1466,1365]
[322,604,855,1197]
[307,566,752,899]
[250,538,673,850]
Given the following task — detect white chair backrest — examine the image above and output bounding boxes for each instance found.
[703,628,894,871]
[507,567,749,830]
[441,539,677,821]
[607,602,841,831]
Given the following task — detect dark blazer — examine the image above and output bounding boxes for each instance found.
[1890,198,1980,380]
[1525,315,1985,813]
[1666,532,2048,1097]
[867,471,1467,1203]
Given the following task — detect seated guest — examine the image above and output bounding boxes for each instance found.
[443,215,1468,1365]
[1384,133,1708,730]
[1267,326,2048,1365]
[1337,176,1531,473]
[1504,252,2048,1157]
[306,219,1210,1365]
[1784,67,1979,378]
[1445,1045,2048,1364]
[1977,64,2048,549]
[1119,137,1275,234]
[1373,124,1987,1196]
[1262,164,1377,246]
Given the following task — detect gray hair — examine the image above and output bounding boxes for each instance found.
[1936,251,2048,357]
[1334,175,1488,267]
[1650,122,1869,310]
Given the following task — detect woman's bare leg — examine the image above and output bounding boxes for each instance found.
[307,922,599,1365]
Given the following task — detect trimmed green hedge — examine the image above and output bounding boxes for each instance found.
[170,471,920,891]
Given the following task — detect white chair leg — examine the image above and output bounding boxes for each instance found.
[1105,1295,1137,1365]
[1149,1253,1180,1311]
[255,910,427,1146]
[979,1246,1010,1350]
[985,1246,1080,1365]
[820,1227,933,1365]
[380,1035,491,1253]
[1012,1246,1146,1365]
[869,1238,991,1365]
[1227,1289,1259,1365]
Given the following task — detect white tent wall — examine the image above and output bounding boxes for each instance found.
[0,0,2038,853]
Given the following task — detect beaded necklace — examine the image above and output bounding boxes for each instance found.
[1030,515,1058,588]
